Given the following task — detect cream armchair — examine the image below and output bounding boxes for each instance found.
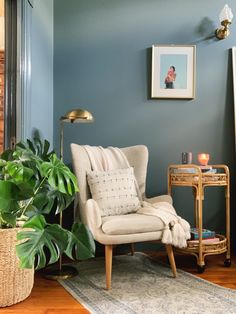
[71,144,177,289]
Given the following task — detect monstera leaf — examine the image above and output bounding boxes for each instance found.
[0,181,31,211]
[0,212,17,228]
[29,189,55,215]
[5,161,34,183]
[16,138,52,161]
[0,180,33,227]
[65,222,95,260]
[16,214,68,269]
[29,188,73,215]
[45,189,74,215]
[40,154,79,196]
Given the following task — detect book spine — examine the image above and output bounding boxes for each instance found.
[188,238,220,247]
[190,231,215,240]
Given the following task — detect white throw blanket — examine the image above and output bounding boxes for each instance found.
[138,201,190,248]
[84,145,190,248]
[84,145,130,170]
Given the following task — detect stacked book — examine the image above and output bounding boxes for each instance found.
[190,228,215,239]
[173,168,197,174]
[188,228,219,247]
[172,166,217,174]
[200,166,217,174]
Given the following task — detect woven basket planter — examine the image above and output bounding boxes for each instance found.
[0,228,34,307]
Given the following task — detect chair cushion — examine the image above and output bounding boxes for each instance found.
[87,167,141,217]
[101,213,164,235]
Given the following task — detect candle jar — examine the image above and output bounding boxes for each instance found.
[197,153,210,166]
[182,152,193,164]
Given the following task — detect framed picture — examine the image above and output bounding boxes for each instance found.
[232,46,236,149]
[151,45,196,99]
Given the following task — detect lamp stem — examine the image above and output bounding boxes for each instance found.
[59,211,63,271]
[60,119,64,160]
[59,119,64,271]
[44,113,89,280]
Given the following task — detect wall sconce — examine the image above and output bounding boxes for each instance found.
[215,4,233,40]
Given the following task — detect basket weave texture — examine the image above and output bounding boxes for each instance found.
[0,228,34,307]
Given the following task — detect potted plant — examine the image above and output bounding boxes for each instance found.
[0,137,95,307]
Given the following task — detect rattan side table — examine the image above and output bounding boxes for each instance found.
[167,164,231,273]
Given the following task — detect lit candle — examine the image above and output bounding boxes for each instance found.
[198,153,210,166]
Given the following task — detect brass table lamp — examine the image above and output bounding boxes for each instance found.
[45,108,94,280]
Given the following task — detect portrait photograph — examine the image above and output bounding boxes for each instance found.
[151,45,196,99]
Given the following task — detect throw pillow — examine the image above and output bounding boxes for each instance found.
[87,167,141,217]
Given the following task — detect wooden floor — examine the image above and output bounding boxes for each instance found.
[1,252,236,313]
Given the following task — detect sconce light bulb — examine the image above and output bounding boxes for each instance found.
[219,4,233,22]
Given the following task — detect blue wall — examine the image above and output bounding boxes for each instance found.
[54,0,236,234]
[31,0,54,144]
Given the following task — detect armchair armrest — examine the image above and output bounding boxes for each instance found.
[84,199,102,232]
[144,194,173,205]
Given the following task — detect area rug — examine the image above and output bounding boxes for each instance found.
[59,252,236,314]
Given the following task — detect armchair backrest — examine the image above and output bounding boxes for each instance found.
[70,144,148,222]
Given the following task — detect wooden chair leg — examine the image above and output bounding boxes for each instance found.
[165,244,177,277]
[130,243,135,255]
[105,245,113,290]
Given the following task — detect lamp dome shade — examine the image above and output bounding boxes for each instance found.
[61,109,94,123]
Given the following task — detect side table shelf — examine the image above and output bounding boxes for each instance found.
[168,164,231,272]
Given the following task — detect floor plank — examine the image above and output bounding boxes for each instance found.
[1,252,236,313]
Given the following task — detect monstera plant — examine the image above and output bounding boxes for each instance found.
[0,137,95,270]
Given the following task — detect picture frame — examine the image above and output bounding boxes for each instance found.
[232,46,236,149]
[151,45,196,99]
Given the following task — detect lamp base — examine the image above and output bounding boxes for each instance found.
[44,265,78,280]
